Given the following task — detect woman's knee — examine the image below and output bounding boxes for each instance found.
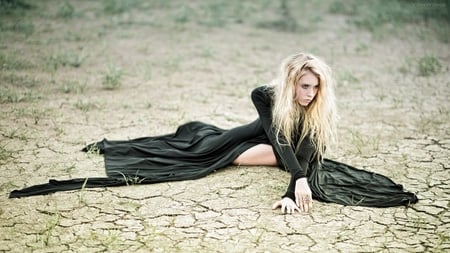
[233,144,277,166]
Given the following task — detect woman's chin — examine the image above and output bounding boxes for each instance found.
[299,101,311,107]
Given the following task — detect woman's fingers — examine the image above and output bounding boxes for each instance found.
[298,198,304,212]
[296,193,313,212]
[307,198,313,212]
[302,198,312,213]
[303,194,313,212]
[273,198,307,214]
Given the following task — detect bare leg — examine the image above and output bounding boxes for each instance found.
[232,144,278,166]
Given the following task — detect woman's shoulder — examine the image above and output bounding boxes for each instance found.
[251,85,274,98]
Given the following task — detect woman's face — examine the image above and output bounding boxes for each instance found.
[294,70,319,106]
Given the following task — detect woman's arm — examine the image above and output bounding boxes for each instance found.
[251,87,315,211]
[251,87,306,180]
[282,134,316,201]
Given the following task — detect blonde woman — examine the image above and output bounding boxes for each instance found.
[233,53,337,213]
[10,53,418,213]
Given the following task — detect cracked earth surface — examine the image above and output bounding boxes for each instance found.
[0,1,449,252]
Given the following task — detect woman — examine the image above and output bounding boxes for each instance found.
[9,53,418,213]
[233,53,337,214]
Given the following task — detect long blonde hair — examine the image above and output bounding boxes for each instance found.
[269,53,337,160]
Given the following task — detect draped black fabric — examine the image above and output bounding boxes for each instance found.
[100,121,265,183]
[309,159,418,207]
[9,87,419,207]
[8,121,419,206]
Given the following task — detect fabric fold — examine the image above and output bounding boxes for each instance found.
[9,121,418,208]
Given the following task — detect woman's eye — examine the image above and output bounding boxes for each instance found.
[301,85,309,89]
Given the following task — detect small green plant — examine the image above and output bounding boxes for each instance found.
[87,229,123,250]
[349,130,380,155]
[174,5,191,24]
[139,61,152,81]
[0,87,40,103]
[46,52,85,72]
[75,99,100,112]
[256,0,298,32]
[337,70,359,86]
[56,1,74,19]
[61,80,86,94]
[0,0,32,11]
[103,0,138,14]
[417,56,442,76]
[331,0,450,42]
[40,210,61,246]
[354,42,369,54]
[199,1,228,27]
[9,19,34,36]
[0,53,32,70]
[55,126,65,137]
[0,181,19,192]
[65,53,85,68]
[1,73,39,88]
[415,112,444,134]
[0,145,14,164]
[30,108,49,125]
[118,200,142,212]
[398,58,414,75]
[434,231,450,252]
[4,127,29,140]
[328,0,357,15]
[102,64,123,90]
[86,143,101,155]
[269,182,285,192]
[78,178,89,205]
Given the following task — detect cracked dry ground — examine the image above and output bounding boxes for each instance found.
[0,1,449,252]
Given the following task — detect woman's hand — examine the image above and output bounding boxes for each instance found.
[272,197,301,214]
[295,177,313,213]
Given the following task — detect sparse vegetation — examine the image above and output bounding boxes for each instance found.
[0,19,34,36]
[0,73,39,88]
[256,0,299,32]
[0,87,40,103]
[103,0,139,15]
[0,0,32,11]
[40,211,61,246]
[102,64,123,90]
[0,53,33,70]
[349,130,381,155]
[417,55,442,76]
[0,145,14,164]
[75,99,100,111]
[56,1,74,19]
[329,0,450,42]
[61,80,86,94]
[46,52,85,73]
[336,70,360,86]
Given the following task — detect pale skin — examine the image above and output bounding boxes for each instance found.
[232,70,319,214]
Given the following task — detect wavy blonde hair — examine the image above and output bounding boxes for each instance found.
[269,53,337,160]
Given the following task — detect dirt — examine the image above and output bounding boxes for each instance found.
[0,1,449,252]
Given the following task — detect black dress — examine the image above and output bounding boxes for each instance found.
[9,86,419,207]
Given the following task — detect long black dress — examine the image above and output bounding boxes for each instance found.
[9,86,419,207]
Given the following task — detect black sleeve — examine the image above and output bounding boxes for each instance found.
[251,86,315,200]
[282,136,316,200]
